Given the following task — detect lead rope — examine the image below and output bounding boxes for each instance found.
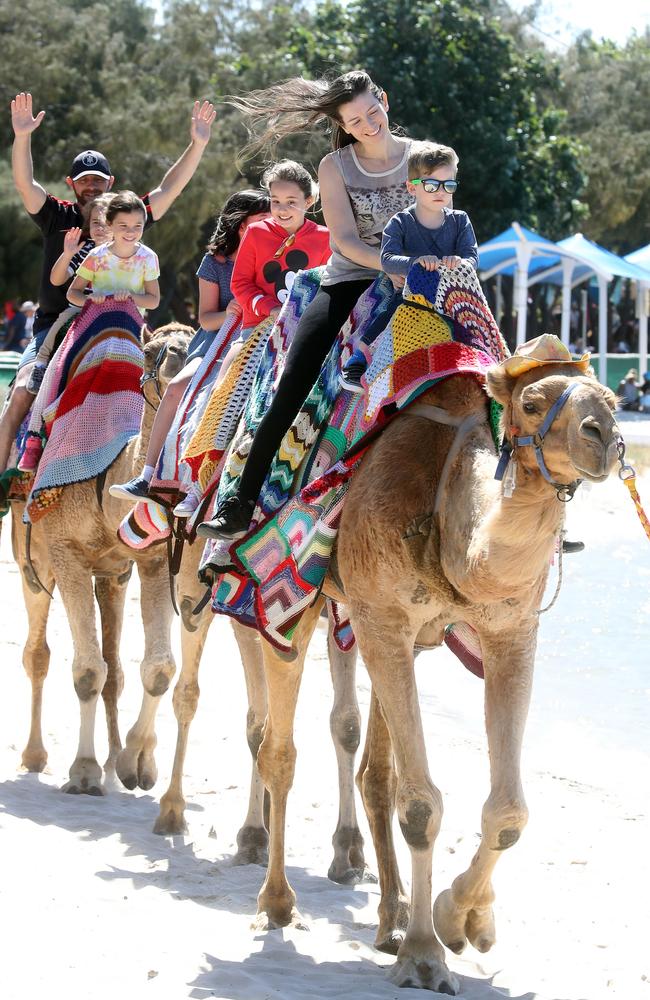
[537,529,566,616]
[616,436,650,543]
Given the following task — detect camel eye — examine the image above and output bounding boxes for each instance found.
[522,402,537,414]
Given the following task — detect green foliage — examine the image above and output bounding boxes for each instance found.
[562,30,650,252]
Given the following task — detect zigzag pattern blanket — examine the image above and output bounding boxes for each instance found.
[20,299,144,523]
[208,262,508,660]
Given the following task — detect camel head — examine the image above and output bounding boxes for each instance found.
[487,362,619,493]
[140,322,193,407]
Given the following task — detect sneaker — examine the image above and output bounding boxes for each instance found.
[196,496,255,540]
[339,360,367,394]
[108,476,151,502]
[562,539,585,554]
[26,364,46,396]
[173,492,200,518]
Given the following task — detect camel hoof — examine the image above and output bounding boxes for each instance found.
[388,957,459,994]
[466,907,496,953]
[327,863,377,885]
[374,929,405,955]
[153,808,188,836]
[61,779,104,796]
[21,750,48,773]
[252,907,309,932]
[433,888,495,956]
[233,825,268,867]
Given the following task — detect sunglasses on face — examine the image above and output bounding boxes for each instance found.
[411,178,458,194]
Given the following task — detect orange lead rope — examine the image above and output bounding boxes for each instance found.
[616,436,650,543]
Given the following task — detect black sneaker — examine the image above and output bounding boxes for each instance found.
[26,364,46,396]
[196,496,255,540]
[562,539,585,554]
[339,361,367,394]
[108,476,151,502]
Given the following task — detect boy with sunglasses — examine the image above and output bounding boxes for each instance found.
[340,141,478,391]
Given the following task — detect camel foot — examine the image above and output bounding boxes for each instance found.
[252,906,309,932]
[153,796,188,836]
[329,826,373,884]
[116,746,158,791]
[374,928,406,955]
[388,955,459,994]
[328,862,376,885]
[21,747,48,773]
[232,824,268,866]
[62,758,103,795]
[375,896,410,954]
[433,888,496,955]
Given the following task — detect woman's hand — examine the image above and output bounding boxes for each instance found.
[386,272,406,290]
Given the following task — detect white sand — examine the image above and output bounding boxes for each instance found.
[0,466,648,1000]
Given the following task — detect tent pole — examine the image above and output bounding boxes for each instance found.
[495,273,503,326]
[560,258,574,346]
[598,276,608,387]
[638,282,648,376]
[515,244,532,346]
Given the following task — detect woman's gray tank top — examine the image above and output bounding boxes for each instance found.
[321,139,413,286]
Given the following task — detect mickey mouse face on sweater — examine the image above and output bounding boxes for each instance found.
[262,249,309,303]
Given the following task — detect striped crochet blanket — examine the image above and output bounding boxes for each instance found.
[208,262,508,664]
[20,299,144,523]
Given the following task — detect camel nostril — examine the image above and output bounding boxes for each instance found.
[580,418,603,444]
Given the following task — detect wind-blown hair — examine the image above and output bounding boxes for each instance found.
[206,189,270,258]
[229,70,385,159]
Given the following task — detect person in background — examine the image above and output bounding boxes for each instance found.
[616,368,641,411]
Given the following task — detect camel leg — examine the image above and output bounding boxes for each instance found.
[94,574,129,774]
[254,598,323,930]
[433,631,533,956]
[153,594,213,835]
[357,688,410,954]
[326,615,371,885]
[48,543,106,795]
[116,557,175,791]
[232,621,269,866]
[12,517,55,773]
[353,611,458,994]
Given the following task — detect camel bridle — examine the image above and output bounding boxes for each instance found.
[495,382,583,502]
[140,342,167,409]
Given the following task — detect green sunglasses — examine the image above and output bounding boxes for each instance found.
[411,178,458,194]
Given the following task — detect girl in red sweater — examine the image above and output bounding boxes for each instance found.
[214,159,330,387]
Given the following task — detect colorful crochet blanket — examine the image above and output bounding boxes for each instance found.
[208,261,508,663]
[21,299,144,523]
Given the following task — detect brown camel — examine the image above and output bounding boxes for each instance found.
[9,323,371,880]
[10,323,191,793]
[251,359,619,993]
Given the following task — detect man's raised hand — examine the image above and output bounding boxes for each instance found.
[190,100,216,146]
[11,93,45,136]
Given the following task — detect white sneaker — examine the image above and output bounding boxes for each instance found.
[173,492,200,518]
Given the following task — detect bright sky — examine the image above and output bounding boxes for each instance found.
[508,0,649,48]
[149,0,648,47]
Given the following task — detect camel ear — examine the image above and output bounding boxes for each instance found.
[141,324,155,344]
[486,367,517,405]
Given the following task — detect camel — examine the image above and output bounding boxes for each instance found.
[249,354,620,993]
[8,320,371,880]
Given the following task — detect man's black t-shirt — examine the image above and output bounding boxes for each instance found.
[28,192,154,335]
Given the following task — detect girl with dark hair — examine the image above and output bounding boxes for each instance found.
[199,70,413,539]
[110,188,270,503]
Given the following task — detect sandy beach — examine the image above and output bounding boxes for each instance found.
[0,447,648,1000]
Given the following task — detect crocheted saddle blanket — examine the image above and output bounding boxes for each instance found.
[208,262,508,672]
[20,299,144,523]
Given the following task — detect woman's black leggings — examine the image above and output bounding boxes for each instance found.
[238,278,372,505]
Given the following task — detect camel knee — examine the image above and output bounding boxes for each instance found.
[358,757,396,815]
[482,796,529,851]
[246,707,265,758]
[142,658,175,697]
[397,784,443,850]
[172,678,200,722]
[330,707,361,756]
[257,737,295,792]
[73,663,107,702]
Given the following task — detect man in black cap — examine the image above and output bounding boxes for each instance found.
[0,91,216,479]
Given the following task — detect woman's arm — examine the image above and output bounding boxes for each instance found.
[318,155,381,271]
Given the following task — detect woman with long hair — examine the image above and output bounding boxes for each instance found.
[199,69,412,539]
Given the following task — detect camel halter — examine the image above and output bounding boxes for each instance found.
[408,403,488,516]
[140,342,167,408]
[495,382,583,502]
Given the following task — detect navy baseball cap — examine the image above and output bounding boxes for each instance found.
[69,150,112,181]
